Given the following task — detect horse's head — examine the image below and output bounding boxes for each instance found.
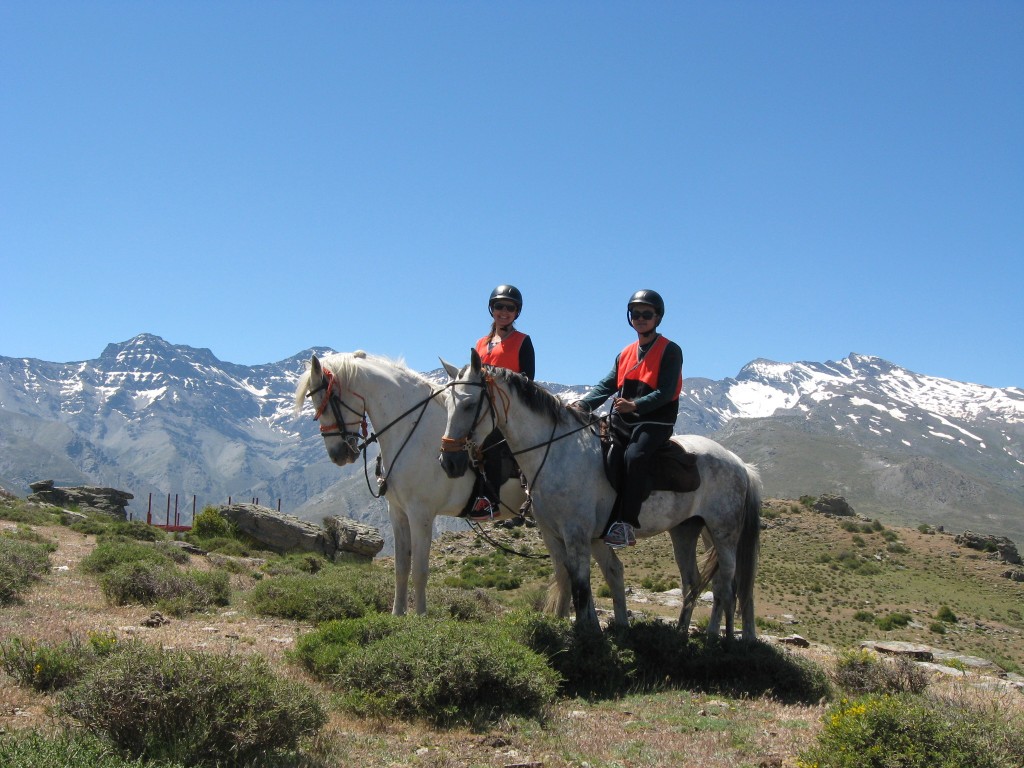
[297,354,365,467]
[437,348,495,479]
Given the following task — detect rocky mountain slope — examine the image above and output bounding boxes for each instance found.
[1,335,1020,551]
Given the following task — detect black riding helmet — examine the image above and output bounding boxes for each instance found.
[626,288,665,329]
[489,284,523,319]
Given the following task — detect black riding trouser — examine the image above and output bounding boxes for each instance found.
[479,428,516,504]
[608,422,674,528]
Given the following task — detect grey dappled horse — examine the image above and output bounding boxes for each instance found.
[439,349,761,639]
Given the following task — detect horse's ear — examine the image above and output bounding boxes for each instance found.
[470,347,482,374]
[310,355,323,379]
[439,357,460,380]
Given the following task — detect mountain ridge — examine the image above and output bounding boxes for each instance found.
[1,334,1020,552]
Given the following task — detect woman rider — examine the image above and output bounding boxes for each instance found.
[572,289,682,548]
[470,284,535,520]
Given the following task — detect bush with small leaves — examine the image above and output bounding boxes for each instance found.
[58,641,326,766]
[875,612,912,631]
[832,649,927,695]
[935,605,958,623]
[248,562,392,623]
[0,535,51,604]
[100,560,230,616]
[0,634,95,692]
[797,693,1022,768]
[0,730,173,768]
[191,506,233,538]
[294,613,558,726]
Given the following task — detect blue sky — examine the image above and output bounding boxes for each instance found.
[2,2,1021,389]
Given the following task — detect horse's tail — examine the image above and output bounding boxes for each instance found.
[735,463,762,633]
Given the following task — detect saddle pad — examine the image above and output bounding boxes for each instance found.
[601,438,701,494]
[652,441,701,493]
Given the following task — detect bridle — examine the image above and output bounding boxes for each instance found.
[307,366,452,498]
[440,369,602,493]
[307,368,367,458]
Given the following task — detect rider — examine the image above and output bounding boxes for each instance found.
[572,289,682,548]
[470,284,535,520]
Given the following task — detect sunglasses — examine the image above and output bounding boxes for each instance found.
[630,310,656,321]
[491,303,517,313]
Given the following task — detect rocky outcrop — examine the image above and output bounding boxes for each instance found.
[27,480,133,518]
[811,494,855,517]
[323,516,385,559]
[217,503,383,562]
[954,530,1021,565]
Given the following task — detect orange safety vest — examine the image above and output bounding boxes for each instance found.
[616,335,682,399]
[475,330,528,374]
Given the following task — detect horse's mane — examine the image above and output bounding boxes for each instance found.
[293,350,434,414]
[486,366,590,427]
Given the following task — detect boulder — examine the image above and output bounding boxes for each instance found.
[27,480,133,518]
[954,530,1021,565]
[217,504,384,562]
[323,516,385,559]
[811,494,855,517]
[218,503,333,557]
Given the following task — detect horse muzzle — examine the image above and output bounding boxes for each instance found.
[326,435,360,467]
[438,447,469,478]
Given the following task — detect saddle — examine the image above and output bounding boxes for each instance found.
[600,423,701,495]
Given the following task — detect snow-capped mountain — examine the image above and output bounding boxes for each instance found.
[1,336,1021,549]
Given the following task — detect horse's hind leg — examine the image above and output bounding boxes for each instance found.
[544,543,572,619]
[669,519,703,634]
[591,541,627,626]
[707,546,737,640]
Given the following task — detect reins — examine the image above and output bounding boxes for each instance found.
[444,371,605,497]
[308,367,456,499]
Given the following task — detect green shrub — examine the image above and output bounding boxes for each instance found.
[79,538,175,574]
[886,542,910,554]
[100,560,230,615]
[797,693,1021,768]
[875,612,912,631]
[295,614,558,726]
[0,501,61,525]
[0,635,94,692]
[831,648,926,695]
[0,730,166,768]
[58,641,326,766]
[935,605,958,623]
[929,621,947,634]
[0,535,51,603]
[191,506,232,538]
[853,610,874,623]
[248,562,392,623]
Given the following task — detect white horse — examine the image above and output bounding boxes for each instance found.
[293,351,529,617]
[439,349,762,640]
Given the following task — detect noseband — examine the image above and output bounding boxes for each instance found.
[439,374,501,459]
[307,368,367,455]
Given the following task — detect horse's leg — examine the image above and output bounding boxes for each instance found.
[540,524,600,633]
[565,533,601,633]
[388,504,411,616]
[408,510,434,616]
[668,519,703,634]
[707,545,737,640]
[537,527,572,618]
[590,541,627,626]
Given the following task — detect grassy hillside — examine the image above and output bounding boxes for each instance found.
[423,499,1024,674]
[2,493,1022,767]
